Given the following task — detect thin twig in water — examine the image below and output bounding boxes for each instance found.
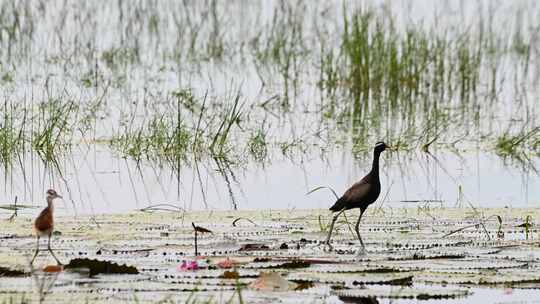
[192,222,212,256]
[425,151,492,240]
[442,215,502,239]
[139,203,185,213]
[232,217,258,227]
[442,223,482,238]
[8,196,18,221]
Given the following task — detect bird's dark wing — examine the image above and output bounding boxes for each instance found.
[329,180,372,212]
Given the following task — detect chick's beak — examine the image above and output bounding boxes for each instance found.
[56,194,63,199]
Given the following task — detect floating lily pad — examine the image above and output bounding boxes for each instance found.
[0,266,27,277]
[64,258,139,277]
[309,264,415,273]
[334,287,471,300]
[288,272,414,286]
[239,243,270,251]
[418,269,540,286]
[159,269,259,280]
[242,259,310,269]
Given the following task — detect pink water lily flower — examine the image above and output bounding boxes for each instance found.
[177,260,199,271]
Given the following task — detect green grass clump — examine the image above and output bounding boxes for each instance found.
[247,128,268,162]
[495,127,540,158]
[335,9,485,136]
[250,2,307,102]
[0,0,537,175]
[111,115,191,166]
[111,91,245,167]
[32,99,76,164]
[309,4,540,156]
[209,94,243,160]
[101,46,140,71]
[0,102,25,169]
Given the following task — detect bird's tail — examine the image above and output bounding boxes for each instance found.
[329,197,346,212]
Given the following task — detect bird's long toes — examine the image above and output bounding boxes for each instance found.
[322,243,334,252]
[355,247,367,257]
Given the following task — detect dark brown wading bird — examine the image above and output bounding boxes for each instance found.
[30,189,63,265]
[325,142,392,254]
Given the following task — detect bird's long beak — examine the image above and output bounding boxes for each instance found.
[56,194,63,199]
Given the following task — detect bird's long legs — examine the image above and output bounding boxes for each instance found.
[324,209,346,250]
[47,233,62,265]
[355,209,366,254]
[30,236,40,265]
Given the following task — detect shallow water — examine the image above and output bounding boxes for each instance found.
[1,0,539,215]
[0,146,538,216]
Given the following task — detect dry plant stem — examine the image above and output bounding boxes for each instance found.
[443,223,483,238]
[426,151,492,240]
[8,196,18,221]
[232,217,258,227]
[443,214,501,239]
[139,203,185,213]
